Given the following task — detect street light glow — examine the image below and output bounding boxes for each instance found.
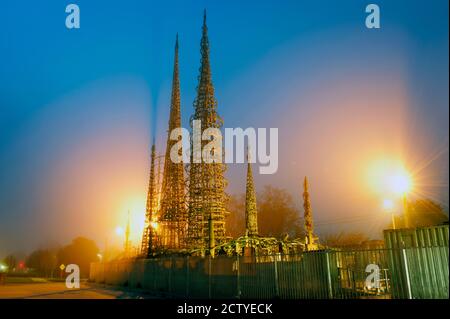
[115,226,124,236]
[367,159,413,196]
[383,199,395,211]
[386,170,412,195]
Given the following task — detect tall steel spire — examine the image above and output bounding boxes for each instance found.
[187,10,227,255]
[245,150,258,237]
[141,142,158,257]
[159,34,187,249]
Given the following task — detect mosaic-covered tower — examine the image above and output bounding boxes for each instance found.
[187,11,227,255]
[245,154,258,237]
[141,143,158,257]
[159,35,187,249]
[303,176,317,251]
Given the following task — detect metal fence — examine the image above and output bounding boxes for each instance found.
[90,247,449,299]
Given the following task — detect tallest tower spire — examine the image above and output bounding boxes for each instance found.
[188,11,227,255]
[195,10,217,122]
[159,34,186,250]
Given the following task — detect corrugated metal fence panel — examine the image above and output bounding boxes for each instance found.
[142,259,157,291]
[276,252,332,299]
[89,241,449,299]
[128,259,144,288]
[387,248,409,298]
[404,246,449,299]
[186,256,209,299]
[239,255,277,299]
[331,250,392,299]
[384,225,449,249]
[210,256,237,299]
[171,257,188,297]
[384,225,449,299]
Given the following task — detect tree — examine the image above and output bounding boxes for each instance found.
[322,232,369,249]
[225,194,245,238]
[408,199,449,227]
[26,250,57,277]
[2,255,16,270]
[57,237,99,278]
[394,198,449,228]
[258,186,304,239]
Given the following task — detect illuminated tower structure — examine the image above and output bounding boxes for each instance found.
[303,177,317,251]
[187,11,227,255]
[245,152,258,237]
[141,143,159,257]
[124,210,131,257]
[159,35,187,250]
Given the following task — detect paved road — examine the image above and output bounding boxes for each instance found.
[0,281,157,299]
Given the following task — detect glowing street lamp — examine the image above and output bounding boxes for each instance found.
[386,170,412,228]
[369,160,413,229]
[115,226,124,236]
[386,171,412,196]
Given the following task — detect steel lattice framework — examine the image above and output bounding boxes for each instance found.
[141,144,162,257]
[303,176,316,250]
[245,158,258,237]
[187,11,227,255]
[158,35,188,250]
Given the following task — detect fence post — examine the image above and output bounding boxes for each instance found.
[274,253,280,298]
[169,256,172,294]
[236,255,241,299]
[153,259,156,291]
[401,248,413,299]
[208,255,212,299]
[325,251,334,299]
[186,256,190,298]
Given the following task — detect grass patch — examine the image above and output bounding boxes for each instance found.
[4,277,52,284]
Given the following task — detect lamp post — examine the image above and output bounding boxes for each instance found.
[386,169,412,229]
[383,199,396,230]
[402,193,410,228]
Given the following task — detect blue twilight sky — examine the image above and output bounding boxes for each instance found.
[0,0,448,256]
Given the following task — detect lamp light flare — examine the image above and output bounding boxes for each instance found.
[118,196,147,244]
[383,198,395,211]
[367,159,413,196]
[386,172,412,195]
[115,226,124,236]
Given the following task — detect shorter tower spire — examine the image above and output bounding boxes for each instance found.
[303,177,317,251]
[245,148,258,237]
[125,210,131,256]
[140,142,158,257]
